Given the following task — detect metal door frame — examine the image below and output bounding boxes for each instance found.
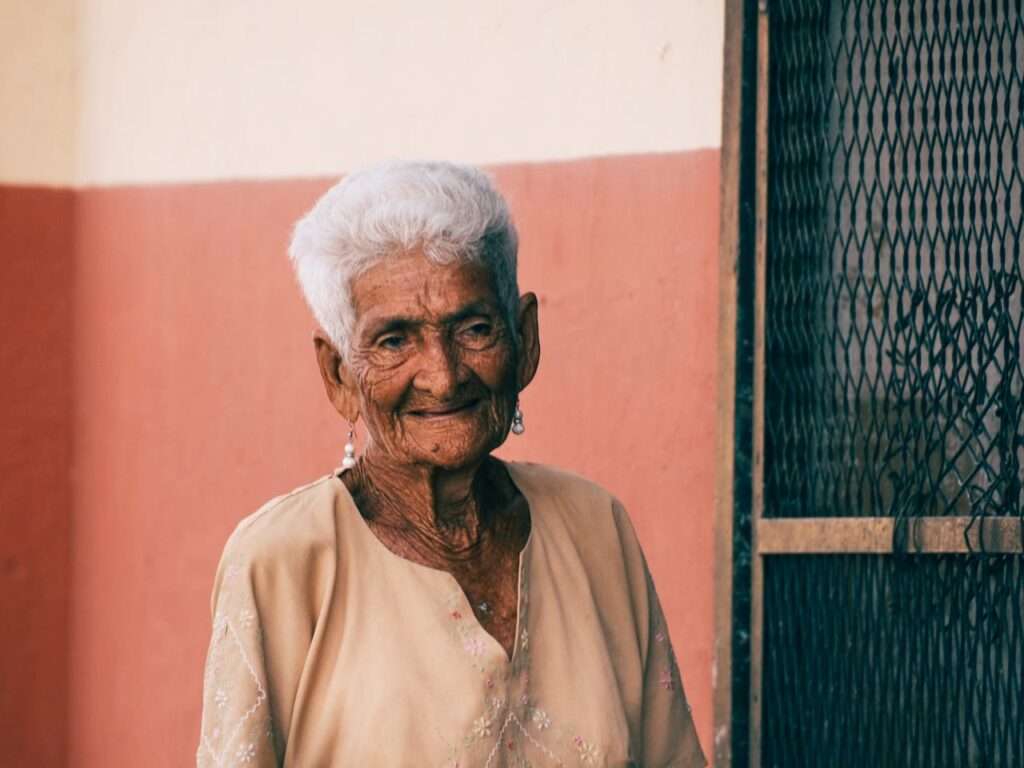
[712,2,1024,766]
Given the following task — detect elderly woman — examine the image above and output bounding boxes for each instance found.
[197,162,705,768]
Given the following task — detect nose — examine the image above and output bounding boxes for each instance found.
[413,332,464,399]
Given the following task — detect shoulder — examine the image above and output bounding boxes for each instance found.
[218,474,340,581]
[205,477,341,698]
[507,461,639,551]
[507,461,618,510]
[510,462,654,626]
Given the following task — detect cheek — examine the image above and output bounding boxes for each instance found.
[466,345,517,392]
[469,350,518,436]
[356,366,408,424]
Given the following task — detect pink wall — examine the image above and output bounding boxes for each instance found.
[26,151,720,766]
[0,187,74,768]
[496,156,719,747]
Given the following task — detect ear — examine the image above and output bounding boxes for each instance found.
[515,292,540,391]
[313,330,361,422]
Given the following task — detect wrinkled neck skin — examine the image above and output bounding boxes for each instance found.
[342,447,523,566]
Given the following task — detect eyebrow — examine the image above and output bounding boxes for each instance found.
[361,301,497,340]
[442,301,495,324]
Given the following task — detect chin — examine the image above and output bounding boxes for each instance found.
[398,413,501,466]
[406,430,502,470]
[418,454,486,471]
[418,443,493,470]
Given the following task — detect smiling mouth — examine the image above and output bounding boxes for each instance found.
[408,399,481,418]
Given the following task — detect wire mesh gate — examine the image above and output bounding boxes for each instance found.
[721,1,1024,766]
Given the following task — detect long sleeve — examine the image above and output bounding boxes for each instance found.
[639,572,706,767]
[608,498,706,768]
[196,482,337,768]
[196,551,279,768]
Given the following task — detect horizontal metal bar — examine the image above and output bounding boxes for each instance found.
[757,516,1024,555]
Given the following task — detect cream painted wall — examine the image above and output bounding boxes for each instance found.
[2,1,724,186]
[0,0,76,186]
[75,0,724,185]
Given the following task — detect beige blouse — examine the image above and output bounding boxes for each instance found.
[197,462,705,767]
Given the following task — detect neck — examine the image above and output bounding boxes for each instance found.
[350,448,498,553]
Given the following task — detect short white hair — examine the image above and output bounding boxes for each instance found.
[288,161,519,356]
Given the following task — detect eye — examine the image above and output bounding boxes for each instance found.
[377,333,408,351]
[456,319,497,350]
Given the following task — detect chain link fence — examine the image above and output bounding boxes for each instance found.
[761,0,1023,765]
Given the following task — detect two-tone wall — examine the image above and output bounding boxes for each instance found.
[2,3,724,766]
[2,3,76,766]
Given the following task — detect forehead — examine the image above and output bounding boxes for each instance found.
[350,252,499,328]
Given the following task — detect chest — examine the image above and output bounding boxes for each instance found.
[295,529,641,768]
[448,551,521,658]
[373,523,523,657]
[365,506,530,659]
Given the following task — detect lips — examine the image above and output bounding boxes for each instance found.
[408,399,481,418]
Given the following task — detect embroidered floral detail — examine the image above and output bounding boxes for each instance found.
[445,591,494,675]
[660,668,675,690]
[503,712,561,765]
[452,545,593,768]
[473,716,493,738]
[655,630,666,643]
[573,735,601,765]
[235,743,256,762]
[198,557,274,768]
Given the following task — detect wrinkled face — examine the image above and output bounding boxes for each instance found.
[344,252,520,469]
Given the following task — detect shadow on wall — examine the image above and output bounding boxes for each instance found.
[0,186,75,768]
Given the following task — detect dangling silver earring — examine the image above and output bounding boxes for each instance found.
[341,422,357,469]
[511,403,525,435]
